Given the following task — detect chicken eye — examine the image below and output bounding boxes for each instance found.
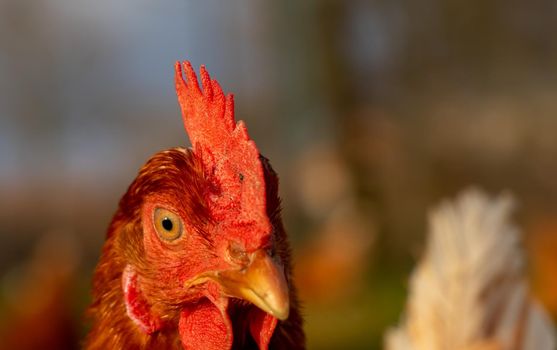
[162,218,173,231]
[153,208,183,241]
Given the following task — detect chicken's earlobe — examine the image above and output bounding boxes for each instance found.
[122,265,161,334]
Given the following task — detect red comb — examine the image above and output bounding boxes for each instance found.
[175,61,271,247]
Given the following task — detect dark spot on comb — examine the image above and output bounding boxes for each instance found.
[239,173,244,181]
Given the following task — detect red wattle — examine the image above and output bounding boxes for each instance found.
[249,308,278,350]
[179,299,232,350]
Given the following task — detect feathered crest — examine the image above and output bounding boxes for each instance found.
[174,61,271,246]
[385,188,556,350]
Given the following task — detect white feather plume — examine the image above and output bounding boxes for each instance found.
[385,188,556,350]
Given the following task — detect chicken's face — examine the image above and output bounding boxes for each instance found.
[141,189,286,313]
[111,62,291,350]
[118,156,287,350]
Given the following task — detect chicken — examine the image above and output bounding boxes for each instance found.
[84,61,305,350]
[385,189,555,350]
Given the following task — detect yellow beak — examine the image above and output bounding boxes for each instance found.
[215,250,290,320]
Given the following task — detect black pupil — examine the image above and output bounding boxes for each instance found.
[162,217,173,231]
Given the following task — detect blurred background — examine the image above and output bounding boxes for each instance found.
[1,1,557,349]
